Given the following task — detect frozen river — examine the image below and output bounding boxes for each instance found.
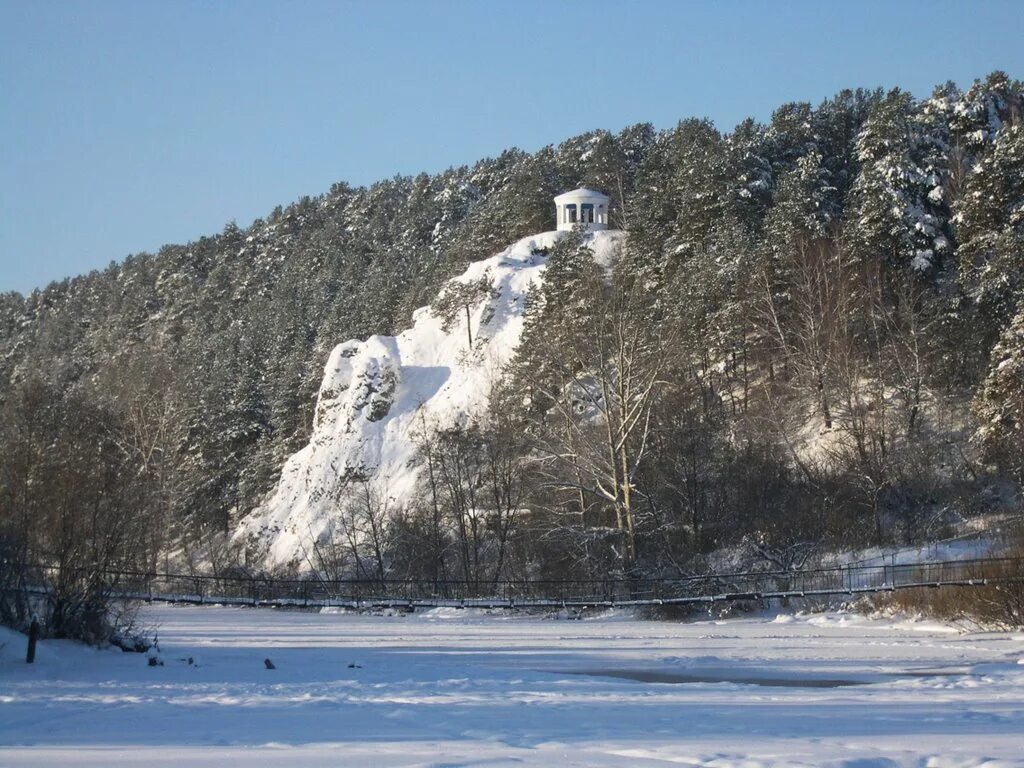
[2,604,1023,766]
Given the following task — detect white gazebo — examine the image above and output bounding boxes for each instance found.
[554,188,610,232]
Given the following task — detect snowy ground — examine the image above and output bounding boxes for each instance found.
[2,605,1024,767]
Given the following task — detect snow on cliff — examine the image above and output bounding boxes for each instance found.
[239,229,624,565]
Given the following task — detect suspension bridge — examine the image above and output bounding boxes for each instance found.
[25,555,1024,611]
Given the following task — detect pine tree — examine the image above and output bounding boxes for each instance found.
[504,231,596,418]
[975,304,1024,481]
[848,89,951,276]
[955,123,1024,345]
[726,118,773,231]
[430,271,493,351]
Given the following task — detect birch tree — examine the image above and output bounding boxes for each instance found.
[513,240,672,569]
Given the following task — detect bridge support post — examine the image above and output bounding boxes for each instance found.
[26,618,39,663]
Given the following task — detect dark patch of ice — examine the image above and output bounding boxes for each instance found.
[554,668,867,687]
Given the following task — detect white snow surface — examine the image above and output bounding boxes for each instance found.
[2,605,1024,767]
[240,229,624,565]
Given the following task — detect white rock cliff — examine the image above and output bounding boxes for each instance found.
[239,229,624,565]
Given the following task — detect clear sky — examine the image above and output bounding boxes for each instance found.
[1,1,1022,294]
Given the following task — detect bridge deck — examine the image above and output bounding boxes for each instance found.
[19,556,1022,611]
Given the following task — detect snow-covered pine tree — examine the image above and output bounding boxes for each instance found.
[975,305,1024,481]
[848,89,951,277]
[955,122,1024,346]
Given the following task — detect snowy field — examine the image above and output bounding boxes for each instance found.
[2,605,1024,767]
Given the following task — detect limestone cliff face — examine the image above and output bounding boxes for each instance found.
[238,229,624,566]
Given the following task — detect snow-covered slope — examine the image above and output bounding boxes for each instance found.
[240,229,624,565]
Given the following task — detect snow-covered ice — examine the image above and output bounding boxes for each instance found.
[2,605,1024,766]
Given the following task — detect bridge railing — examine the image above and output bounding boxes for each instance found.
[21,555,1023,608]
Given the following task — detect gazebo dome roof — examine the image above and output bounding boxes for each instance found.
[553,187,609,203]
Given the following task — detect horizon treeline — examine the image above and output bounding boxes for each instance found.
[2,72,1024,609]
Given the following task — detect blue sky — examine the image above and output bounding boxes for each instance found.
[1,1,1022,294]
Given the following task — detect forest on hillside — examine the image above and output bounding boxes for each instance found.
[2,72,1023,637]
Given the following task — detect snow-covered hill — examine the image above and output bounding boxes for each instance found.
[239,229,624,565]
